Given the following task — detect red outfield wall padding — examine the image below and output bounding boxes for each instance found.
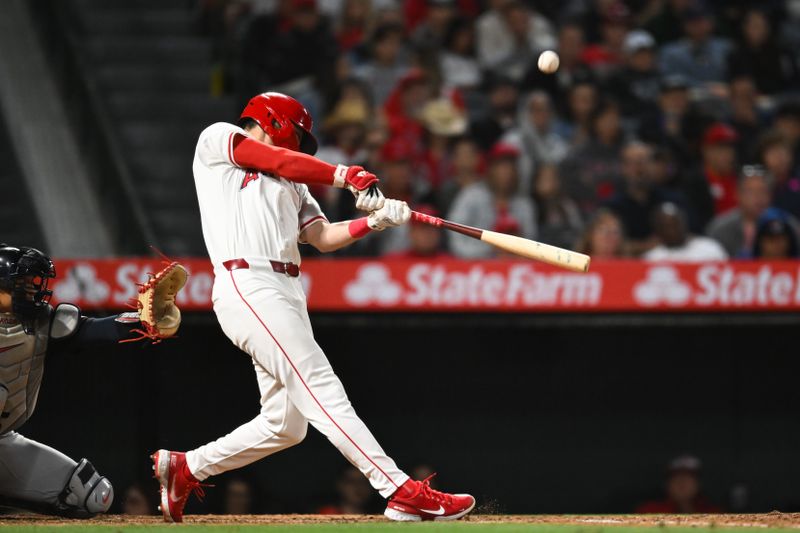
[49,258,800,312]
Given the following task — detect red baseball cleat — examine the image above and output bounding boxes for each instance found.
[151,449,207,523]
[385,474,475,521]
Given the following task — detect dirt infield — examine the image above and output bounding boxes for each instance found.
[2,513,800,528]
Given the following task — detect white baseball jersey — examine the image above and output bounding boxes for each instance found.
[186,124,409,499]
[192,122,327,267]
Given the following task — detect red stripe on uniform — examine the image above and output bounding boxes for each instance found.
[228,132,238,166]
[299,215,327,231]
[228,270,400,490]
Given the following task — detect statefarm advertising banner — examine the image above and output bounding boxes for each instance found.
[49,258,800,313]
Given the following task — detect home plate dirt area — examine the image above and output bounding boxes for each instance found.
[3,513,800,531]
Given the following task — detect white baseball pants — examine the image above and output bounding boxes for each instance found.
[185,260,409,497]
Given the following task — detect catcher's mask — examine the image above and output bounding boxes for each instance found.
[0,245,56,333]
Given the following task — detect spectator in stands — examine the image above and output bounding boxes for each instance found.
[121,483,156,516]
[502,91,570,194]
[604,141,681,256]
[324,76,374,116]
[728,76,765,162]
[727,8,799,96]
[372,3,405,27]
[470,74,520,150]
[637,75,692,166]
[382,69,435,156]
[575,208,626,258]
[648,146,684,198]
[773,101,800,168]
[521,20,591,111]
[752,208,800,259]
[386,205,449,259]
[380,138,420,204]
[420,98,468,189]
[335,0,371,52]
[659,3,732,88]
[437,137,484,214]
[317,467,376,515]
[642,0,693,44]
[758,131,800,219]
[448,143,536,258]
[533,164,583,249]
[439,17,481,91]
[637,455,721,514]
[707,165,773,257]
[781,0,800,50]
[317,99,370,167]
[410,0,457,54]
[223,478,255,514]
[561,99,626,215]
[684,123,740,232]
[644,202,728,261]
[580,1,630,79]
[404,0,479,32]
[353,23,410,105]
[558,78,598,148]
[240,0,338,109]
[476,0,556,81]
[605,30,661,122]
[199,0,251,93]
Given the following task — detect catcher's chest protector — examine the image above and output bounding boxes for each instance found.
[0,310,50,434]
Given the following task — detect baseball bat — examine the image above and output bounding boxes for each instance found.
[411,211,591,273]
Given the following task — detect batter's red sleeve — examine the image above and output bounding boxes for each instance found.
[231,134,336,186]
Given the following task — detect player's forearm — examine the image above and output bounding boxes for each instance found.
[307,220,363,253]
[232,135,337,186]
[51,314,141,353]
[75,315,141,345]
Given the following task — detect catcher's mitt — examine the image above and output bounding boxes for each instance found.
[122,261,188,343]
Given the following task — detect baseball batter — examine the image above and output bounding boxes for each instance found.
[0,244,184,517]
[152,92,475,522]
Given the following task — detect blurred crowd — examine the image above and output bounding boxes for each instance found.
[197,0,800,260]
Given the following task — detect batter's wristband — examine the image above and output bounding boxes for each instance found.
[348,217,372,239]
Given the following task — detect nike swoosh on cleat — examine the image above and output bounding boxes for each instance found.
[169,483,182,504]
[418,505,446,515]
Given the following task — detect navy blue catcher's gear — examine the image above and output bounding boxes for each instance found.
[0,246,56,333]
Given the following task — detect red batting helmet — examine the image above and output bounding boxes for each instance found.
[240,92,318,155]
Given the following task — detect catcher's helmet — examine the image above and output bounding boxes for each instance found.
[240,92,318,155]
[0,245,56,333]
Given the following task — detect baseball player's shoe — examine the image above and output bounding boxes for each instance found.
[384,475,475,521]
[151,449,207,523]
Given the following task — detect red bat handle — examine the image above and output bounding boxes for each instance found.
[410,211,483,239]
[410,210,443,227]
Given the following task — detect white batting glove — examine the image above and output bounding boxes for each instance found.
[367,199,411,231]
[355,185,385,212]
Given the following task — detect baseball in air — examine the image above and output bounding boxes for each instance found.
[538,50,560,74]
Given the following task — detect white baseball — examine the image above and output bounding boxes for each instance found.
[538,50,560,74]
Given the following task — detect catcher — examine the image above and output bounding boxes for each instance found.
[0,243,186,517]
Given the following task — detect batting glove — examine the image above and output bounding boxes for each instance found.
[367,199,411,231]
[333,164,386,212]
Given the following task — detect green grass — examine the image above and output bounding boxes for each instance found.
[3,525,798,533]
